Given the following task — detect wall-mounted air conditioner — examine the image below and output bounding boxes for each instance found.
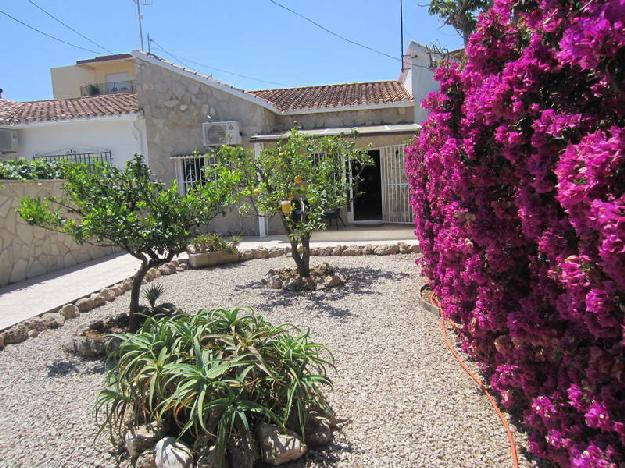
[0,129,19,153]
[202,121,241,147]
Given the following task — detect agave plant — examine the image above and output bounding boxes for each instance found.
[96,308,333,466]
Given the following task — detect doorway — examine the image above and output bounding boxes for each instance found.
[352,149,383,221]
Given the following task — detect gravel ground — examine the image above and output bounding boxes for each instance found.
[0,255,533,467]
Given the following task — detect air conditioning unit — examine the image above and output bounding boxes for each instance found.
[202,121,241,147]
[0,129,19,153]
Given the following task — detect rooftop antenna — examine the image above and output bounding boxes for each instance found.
[400,0,405,71]
[134,0,152,51]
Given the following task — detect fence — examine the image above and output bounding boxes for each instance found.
[34,151,112,166]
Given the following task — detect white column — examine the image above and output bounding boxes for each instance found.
[253,142,267,237]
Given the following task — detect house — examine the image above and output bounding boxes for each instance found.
[0,41,440,236]
[0,54,145,168]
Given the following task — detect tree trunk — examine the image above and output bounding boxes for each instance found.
[129,263,149,332]
[289,238,310,278]
[300,235,311,277]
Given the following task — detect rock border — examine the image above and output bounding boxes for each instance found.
[0,242,419,351]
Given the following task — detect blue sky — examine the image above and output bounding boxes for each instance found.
[0,0,463,102]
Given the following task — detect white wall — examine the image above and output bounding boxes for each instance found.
[16,116,146,169]
[401,42,441,122]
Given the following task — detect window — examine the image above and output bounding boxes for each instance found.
[173,153,216,194]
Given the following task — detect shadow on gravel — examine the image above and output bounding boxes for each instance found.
[47,359,106,377]
[235,267,409,319]
[267,439,359,467]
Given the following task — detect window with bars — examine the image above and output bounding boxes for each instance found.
[172,153,216,194]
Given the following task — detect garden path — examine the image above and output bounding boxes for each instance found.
[0,236,418,331]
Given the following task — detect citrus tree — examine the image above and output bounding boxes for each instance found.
[208,129,371,277]
[17,155,235,331]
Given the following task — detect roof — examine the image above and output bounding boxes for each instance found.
[76,53,133,65]
[249,81,413,113]
[0,93,139,125]
[250,123,421,142]
[135,51,413,114]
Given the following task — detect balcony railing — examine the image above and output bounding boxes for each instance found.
[80,80,135,97]
[34,151,112,170]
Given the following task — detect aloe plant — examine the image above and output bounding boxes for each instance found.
[96,308,333,466]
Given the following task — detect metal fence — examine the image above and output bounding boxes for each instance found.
[34,151,112,166]
[80,80,135,97]
[380,144,414,224]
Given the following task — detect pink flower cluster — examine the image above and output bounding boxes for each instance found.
[405,0,625,465]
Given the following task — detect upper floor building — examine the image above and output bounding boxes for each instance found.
[50,54,137,99]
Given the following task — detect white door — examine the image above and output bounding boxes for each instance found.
[380,144,414,224]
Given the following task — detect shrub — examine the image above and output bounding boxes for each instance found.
[18,155,234,331]
[0,158,65,180]
[190,233,240,254]
[207,128,371,277]
[96,308,333,465]
[406,0,625,465]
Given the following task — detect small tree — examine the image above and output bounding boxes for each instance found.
[208,129,371,277]
[426,0,490,44]
[17,155,233,331]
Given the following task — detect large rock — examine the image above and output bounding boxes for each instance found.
[252,248,269,259]
[257,423,308,465]
[136,449,157,468]
[305,413,333,447]
[75,297,95,313]
[341,246,363,256]
[100,288,117,302]
[4,324,28,345]
[154,437,193,468]
[158,264,175,276]
[60,304,79,319]
[27,312,65,333]
[125,425,159,459]
[0,332,4,350]
[374,244,400,256]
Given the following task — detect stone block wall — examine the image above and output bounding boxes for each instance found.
[0,180,117,287]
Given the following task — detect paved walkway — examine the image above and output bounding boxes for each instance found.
[0,234,417,331]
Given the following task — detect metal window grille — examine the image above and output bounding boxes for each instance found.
[34,150,112,166]
[380,144,414,224]
[173,153,216,194]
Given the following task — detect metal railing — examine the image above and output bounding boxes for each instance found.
[80,80,135,97]
[172,153,217,194]
[35,150,112,166]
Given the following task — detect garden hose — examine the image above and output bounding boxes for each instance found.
[432,295,520,468]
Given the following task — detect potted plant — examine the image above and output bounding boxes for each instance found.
[186,233,240,268]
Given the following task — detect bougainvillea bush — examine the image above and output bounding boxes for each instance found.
[405,0,625,465]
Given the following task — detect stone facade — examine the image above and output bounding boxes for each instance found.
[0,180,117,287]
[135,55,417,237]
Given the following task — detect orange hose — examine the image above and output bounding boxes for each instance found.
[433,295,520,468]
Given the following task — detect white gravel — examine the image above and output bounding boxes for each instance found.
[0,255,533,467]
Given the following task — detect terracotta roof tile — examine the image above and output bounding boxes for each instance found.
[249,81,413,112]
[0,93,139,125]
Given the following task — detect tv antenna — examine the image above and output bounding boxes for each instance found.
[134,0,152,51]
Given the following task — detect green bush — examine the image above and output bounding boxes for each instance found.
[96,308,333,465]
[0,158,65,180]
[189,233,240,254]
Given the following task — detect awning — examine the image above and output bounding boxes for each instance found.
[250,123,421,143]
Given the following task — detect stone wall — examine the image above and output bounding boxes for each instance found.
[135,58,280,236]
[0,180,117,287]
